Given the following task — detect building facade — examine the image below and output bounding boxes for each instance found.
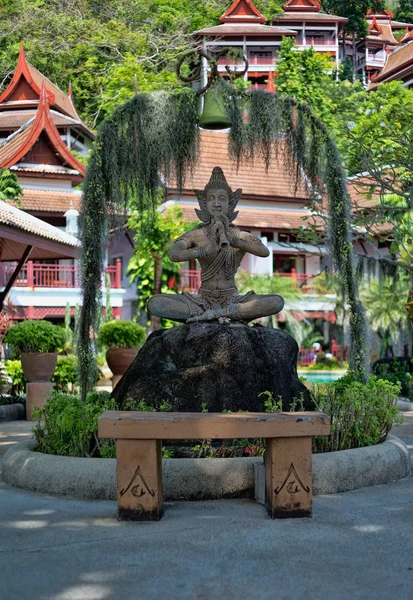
[0,45,124,321]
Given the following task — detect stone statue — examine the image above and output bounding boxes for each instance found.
[147,167,284,324]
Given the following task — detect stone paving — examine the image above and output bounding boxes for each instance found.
[0,412,412,600]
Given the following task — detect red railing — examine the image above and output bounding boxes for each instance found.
[178,269,333,294]
[276,269,332,295]
[0,258,122,289]
[180,269,202,292]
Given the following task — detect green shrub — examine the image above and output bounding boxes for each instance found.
[311,375,403,453]
[5,320,66,355]
[372,358,413,400]
[98,320,146,349]
[33,393,169,458]
[305,353,348,371]
[33,391,118,458]
[5,360,27,394]
[52,355,78,393]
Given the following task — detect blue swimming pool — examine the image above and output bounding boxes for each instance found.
[297,371,347,383]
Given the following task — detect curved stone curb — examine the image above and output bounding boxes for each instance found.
[1,439,261,501]
[254,434,411,504]
[2,436,410,501]
[397,399,413,412]
[0,403,25,422]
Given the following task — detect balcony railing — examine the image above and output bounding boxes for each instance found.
[180,269,202,292]
[179,269,331,295]
[277,270,332,295]
[0,259,122,289]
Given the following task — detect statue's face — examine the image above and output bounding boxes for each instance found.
[206,187,229,218]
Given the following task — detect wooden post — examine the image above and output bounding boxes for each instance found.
[115,258,122,289]
[265,437,312,519]
[27,259,34,288]
[116,439,163,521]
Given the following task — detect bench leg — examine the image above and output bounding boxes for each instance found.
[265,437,312,519]
[116,439,163,521]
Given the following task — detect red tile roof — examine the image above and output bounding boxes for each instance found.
[166,130,309,201]
[172,202,313,230]
[0,110,81,130]
[0,84,86,176]
[369,41,413,86]
[0,44,81,122]
[274,12,347,23]
[17,188,82,213]
[196,24,297,36]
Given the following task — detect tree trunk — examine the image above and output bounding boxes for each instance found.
[150,251,163,331]
[351,32,357,83]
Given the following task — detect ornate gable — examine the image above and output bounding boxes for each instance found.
[369,16,383,36]
[283,0,321,13]
[220,0,265,24]
[0,83,86,177]
[0,43,54,106]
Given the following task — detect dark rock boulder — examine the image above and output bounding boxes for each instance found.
[112,323,314,412]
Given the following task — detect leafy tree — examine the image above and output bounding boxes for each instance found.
[0,168,22,202]
[323,0,371,81]
[360,278,410,357]
[394,0,413,22]
[275,37,336,123]
[127,204,194,329]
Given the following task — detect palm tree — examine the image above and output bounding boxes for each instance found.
[360,278,410,358]
[0,168,22,202]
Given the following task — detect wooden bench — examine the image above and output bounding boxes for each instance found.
[98,411,330,521]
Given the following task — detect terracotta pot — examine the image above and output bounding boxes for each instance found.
[106,348,137,377]
[21,353,58,383]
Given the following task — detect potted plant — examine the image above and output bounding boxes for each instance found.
[98,320,145,386]
[5,320,66,382]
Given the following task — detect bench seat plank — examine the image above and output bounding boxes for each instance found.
[98,411,330,440]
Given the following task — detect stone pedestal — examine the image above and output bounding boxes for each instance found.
[112,323,313,412]
[26,382,53,420]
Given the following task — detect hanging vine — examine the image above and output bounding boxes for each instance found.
[79,85,368,400]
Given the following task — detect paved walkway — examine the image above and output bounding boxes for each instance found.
[0,413,413,600]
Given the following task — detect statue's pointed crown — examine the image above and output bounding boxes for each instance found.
[194,166,242,224]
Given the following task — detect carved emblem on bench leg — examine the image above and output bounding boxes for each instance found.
[116,439,163,521]
[265,437,312,519]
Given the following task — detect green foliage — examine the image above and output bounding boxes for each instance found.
[5,320,66,355]
[323,1,370,39]
[259,390,283,413]
[373,358,413,400]
[98,320,146,349]
[33,391,170,458]
[52,355,78,393]
[33,391,117,458]
[275,37,335,124]
[5,360,26,394]
[311,375,403,453]
[0,168,22,202]
[360,278,410,358]
[127,204,192,314]
[394,0,413,23]
[306,355,349,370]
